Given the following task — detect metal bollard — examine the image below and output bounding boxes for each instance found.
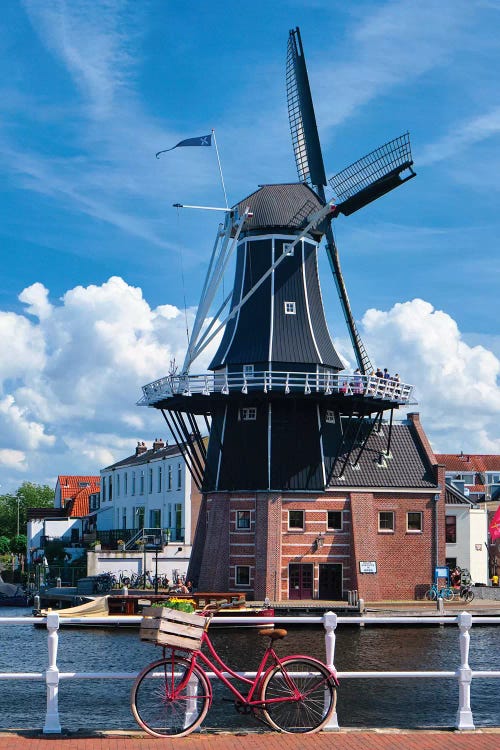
[437,595,444,615]
[56,577,61,588]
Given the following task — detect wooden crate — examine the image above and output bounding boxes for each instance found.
[140,606,206,651]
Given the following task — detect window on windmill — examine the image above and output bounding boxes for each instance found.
[327,510,342,530]
[236,510,251,529]
[243,364,254,378]
[284,242,294,257]
[407,511,423,533]
[288,510,304,530]
[378,511,394,532]
[284,301,296,315]
[240,407,257,421]
[326,410,336,424]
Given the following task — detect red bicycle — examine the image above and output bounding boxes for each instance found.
[131,613,338,738]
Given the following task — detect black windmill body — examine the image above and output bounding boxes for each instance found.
[139,27,417,494]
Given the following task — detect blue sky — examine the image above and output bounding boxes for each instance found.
[1,0,499,491]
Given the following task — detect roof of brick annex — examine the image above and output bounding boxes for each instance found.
[328,421,437,489]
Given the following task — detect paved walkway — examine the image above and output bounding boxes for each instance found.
[0,729,499,750]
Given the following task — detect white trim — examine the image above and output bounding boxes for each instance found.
[267,403,272,490]
[301,239,322,362]
[317,404,327,487]
[269,237,275,364]
[325,487,440,494]
[215,405,228,491]
[222,240,247,363]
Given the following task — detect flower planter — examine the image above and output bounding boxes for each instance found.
[140,606,206,651]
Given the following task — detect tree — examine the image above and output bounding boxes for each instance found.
[0,482,55,540]
[10,534,27,555]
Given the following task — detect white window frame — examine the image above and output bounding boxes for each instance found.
[326,410,336,424]
[378,511,394,532]
[288,510,304,530]
[284,242,294,257]
[240,407,257,421]
[243,364,254,378]
[407,511,423,533]
[236,510,251,530]
[327,510,342,530]
[235,565,251,587]
[284,301,296,315]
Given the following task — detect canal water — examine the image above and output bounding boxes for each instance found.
[1,607,499,731]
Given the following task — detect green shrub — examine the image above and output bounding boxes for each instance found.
[151,597,196,613]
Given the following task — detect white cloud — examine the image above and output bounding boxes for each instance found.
[0,276,222,490]
[362,298,500,452]
[419,106,500,166]
[0,449,27,471]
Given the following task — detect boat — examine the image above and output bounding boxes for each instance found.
[0,581,32,607]
[35,591,274,627]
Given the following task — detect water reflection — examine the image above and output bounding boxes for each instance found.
[0,609,499,730]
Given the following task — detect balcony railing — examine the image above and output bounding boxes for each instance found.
[139,371,414,407]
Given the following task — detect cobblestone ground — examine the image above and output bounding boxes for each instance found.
[1,730,499,750]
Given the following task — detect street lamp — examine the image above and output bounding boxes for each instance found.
[16,497,21,537]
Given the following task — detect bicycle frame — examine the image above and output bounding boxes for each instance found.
[166,629,338,709]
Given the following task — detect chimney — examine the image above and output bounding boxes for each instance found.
[153,437,165,451]
[135,441,148,456]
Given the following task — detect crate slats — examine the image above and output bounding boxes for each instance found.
[140,606,206,651]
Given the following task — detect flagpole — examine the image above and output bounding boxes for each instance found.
[212,129,228,208]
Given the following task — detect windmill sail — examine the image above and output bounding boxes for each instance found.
[286,27,327,190]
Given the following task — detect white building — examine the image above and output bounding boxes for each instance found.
[97,438,201,545]
[445,482,489,584]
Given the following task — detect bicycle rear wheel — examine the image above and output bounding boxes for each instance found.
[424,588,436,601]
[441,587,454,601]
[260,657,337,733]
[463,588,474,603]
[131,655,211,738]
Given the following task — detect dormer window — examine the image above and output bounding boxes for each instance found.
[284,301,296,315]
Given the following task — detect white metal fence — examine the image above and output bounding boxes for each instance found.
[0,611,499,733]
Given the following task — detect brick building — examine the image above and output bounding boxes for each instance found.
[191,413,444,602]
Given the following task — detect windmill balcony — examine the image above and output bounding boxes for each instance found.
[138,371,413,407]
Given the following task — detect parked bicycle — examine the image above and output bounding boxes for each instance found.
[131,606,339,737]
[424,582,453,601]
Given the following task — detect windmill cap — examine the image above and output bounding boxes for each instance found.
[233,183,325,239]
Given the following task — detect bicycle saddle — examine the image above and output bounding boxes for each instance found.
[258,628,287,640]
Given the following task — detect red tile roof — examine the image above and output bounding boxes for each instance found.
[57,475,99,516]
[435,455,500,472]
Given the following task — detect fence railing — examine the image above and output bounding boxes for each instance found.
[0,612,499,733]
[139,371,414,406]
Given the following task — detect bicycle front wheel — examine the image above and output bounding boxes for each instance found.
[260,657,337,733]
[463,589,474,603]
[442,587,454,601]
[424,588,436,601]
[131,655,211,738]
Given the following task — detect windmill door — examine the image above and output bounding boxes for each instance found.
[289,564,313,600]
[318,564,343,600]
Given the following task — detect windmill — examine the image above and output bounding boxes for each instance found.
[138,27,417,494]
[287,27,415,375]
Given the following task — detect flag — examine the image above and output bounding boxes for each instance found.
[156,134,212,158]
[489,505,500,542]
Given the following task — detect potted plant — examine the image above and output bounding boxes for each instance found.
[117,539,125,551]
[152,597,197,613]
[90,540,101,551]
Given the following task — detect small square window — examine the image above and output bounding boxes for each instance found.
[237,510,251,529]
[327,511,342,530]
[288,510,304,530]
[243,364,254,378]
[378,511,394,532]
[325,410,335,424]
[284,243,294,257]
[407,512,422,533]
[284,301,296,315]
[240,407,257,421]
[236,566,250,586]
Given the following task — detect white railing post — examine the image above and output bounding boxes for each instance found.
[323,611,339,730]
[455,611,475,730]
[44,612,62,733]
